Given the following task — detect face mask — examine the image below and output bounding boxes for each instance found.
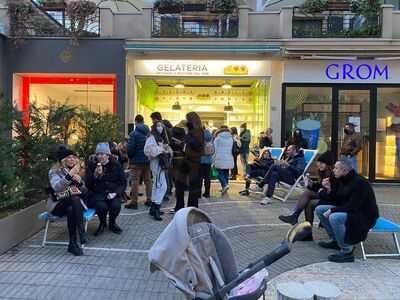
[156,125,163,134]
[344,129,352,135]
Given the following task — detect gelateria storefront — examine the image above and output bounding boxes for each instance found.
[129,60,272,146]
[283,60,400,182]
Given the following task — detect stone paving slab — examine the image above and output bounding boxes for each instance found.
[0,184,399,299]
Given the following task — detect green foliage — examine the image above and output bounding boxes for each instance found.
[154,0,184,13]
[209,0,237,13]
[0,101,24,208]
[74,107,123,162]
[300,0,328,13]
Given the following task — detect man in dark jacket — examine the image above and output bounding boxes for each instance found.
[86,143,126,235]
[251,144,306,205]
[315,158,379,263]
[340,122,362,172]
[239,123,251,177]
[126,114,151,209]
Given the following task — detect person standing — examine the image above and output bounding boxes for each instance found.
[48,145,87,256]
[170,120,188,213]
[126,114,152,209]
[239,123,251,177]
[144,121,173,221]
[340,122,362,172]
[213,126,234,194]
[200,126,214,199]
[86,143,126,235]
[315,159,379,263]
[230,127,241,180]
[184,112,204,207]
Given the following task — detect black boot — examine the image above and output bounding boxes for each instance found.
[77,219,88,245]
[144,199,152,207]
[149,202,155,216]
[109,223,123,234]
[278,210,301,225]
[153,204,163,221]
[68,230,83,256]
[94,222,106,236]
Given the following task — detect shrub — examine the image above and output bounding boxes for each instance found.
[300,0,328,13]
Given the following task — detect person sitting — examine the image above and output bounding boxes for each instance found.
[85,142,126,235]
[278,151,335,240]
[315,158,379,263]
[250,144,306,205]
[239,148,274,196]
[48,145,87,256]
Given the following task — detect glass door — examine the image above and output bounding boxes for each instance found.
[337,89,370,178]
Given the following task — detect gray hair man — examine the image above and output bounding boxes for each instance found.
[315,158,379,263]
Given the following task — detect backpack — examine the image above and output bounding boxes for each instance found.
[232,140,241,156]
[204,141,215,156]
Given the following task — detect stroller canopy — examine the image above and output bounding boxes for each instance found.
[149,207,238,299]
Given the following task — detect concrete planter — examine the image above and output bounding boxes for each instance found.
[0,200,46,254]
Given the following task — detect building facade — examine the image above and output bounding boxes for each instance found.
[1,0,400,182]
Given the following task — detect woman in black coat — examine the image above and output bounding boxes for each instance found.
[86,142,126,236]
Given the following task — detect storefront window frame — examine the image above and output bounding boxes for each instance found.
[282,83,400,183]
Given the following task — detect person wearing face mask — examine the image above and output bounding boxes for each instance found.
[85,143,126,236]
[144,121,173,221]
[48,145,87,256]
[239,123,251,177]
[340,122,361,172]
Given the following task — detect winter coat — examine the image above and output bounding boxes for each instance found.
[307,168,333,193]
[200,129,213,165]
[185,127,204,163]
[171,126,188,184]
[47,164,87,213]
[85,157,127,201]
[340,133,362,156]
[127,123,150,165]
[239,129,251,153]
[213,130,234,170]
[259,135,273,149]
[326,171,379,244]
[286,151,306,179]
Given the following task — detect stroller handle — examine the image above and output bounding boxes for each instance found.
[203,222,312,300]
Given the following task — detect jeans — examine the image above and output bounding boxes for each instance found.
[262,165,296,198]
[315,205,353,253]
[217,169,229,189]
[240,152,249,176]
[340,155,358,173]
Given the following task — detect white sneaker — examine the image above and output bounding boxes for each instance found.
[249,184,263,193]
[221,185,229,194]
[260,197,272,205]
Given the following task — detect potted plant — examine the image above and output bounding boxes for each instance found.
[300,0,328,13]
[7,0,35,39]
[208,0,237,13]
[154,0,184,14]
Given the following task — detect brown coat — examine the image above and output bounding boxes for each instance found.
[340,133,362,156]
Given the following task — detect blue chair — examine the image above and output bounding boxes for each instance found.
[360,217,400,260]
[38,208,96,247]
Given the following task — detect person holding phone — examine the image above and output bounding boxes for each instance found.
[86,143,126,236]
[48,145,87,256]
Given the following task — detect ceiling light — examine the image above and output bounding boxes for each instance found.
[172,101,181,110]
[221,82,232,89]
[224,101,233,112]
[174,82,185,89]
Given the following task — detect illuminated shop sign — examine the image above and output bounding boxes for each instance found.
[325,63,389,80]
[134,60,271,77]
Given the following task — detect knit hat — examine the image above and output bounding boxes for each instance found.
[317,151,335,166]
[96,142,111,155]
[56,145,76,162]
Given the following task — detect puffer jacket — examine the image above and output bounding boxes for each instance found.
[213,130,234,170]
[128,123,150,165]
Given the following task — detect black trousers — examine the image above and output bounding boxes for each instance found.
[52,196,84,243]
[231,154,238,177]
[174,180,186,212]
[188,161,201,208]
[262,165,296,198]
[200,164,211,197]
[88,194,121,226]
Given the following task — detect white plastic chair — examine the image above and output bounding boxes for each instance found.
[274,149,318,202]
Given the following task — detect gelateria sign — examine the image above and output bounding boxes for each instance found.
[284,61,400,83]
[134,60,271,77]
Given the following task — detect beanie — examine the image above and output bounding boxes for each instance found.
[96,142,111,155]
[56,145,75,162]
[317,151,335,166]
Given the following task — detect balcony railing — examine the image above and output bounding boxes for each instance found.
[152,11,238,38]
[292,8,381,38]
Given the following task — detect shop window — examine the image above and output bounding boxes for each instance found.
[284,87,332,152]
[377,88,400,180]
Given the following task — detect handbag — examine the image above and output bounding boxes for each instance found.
[159,152,172,170]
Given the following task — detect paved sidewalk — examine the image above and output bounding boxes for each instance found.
[0,183,399,299]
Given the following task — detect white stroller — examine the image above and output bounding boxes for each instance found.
[149,207,310,300]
